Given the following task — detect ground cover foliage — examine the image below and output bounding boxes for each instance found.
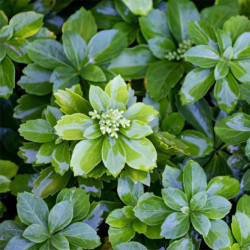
[0,0,250,249]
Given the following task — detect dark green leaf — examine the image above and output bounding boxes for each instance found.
[23,224,48,243]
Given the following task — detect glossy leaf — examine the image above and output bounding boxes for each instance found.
[27,39,69,70]
[19,119,56,143]
[161,212,190,239]
[63,7,97,43]
[121,0,152,16]
[190,212,210,236]
[17,192,49,227]
[167,0,200,43]
[214,73,239,113]
[71,138,103,176]
[59,222,101,249]
[230,59,250,84]
[120,137,156,172]
[214,112,250,145]
[180,68,214,105]
[57,187,90,222]
[48,201,73,233]
[134,194,173,225]
[206,176,240,199]
[190,191,207,211]
[167,238,193,250]
[162,165,183,189]
[23,223,48,243]
[102,137,126,177]
[108,45,156,80]
[0,56,15,99]
[183,160,207,199]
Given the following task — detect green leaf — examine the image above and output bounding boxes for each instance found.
[204,219,233,250]
[80,64,106,82]
[102,137,126,177]
[214,112,250,145]
[33,167,71,199]
[124,102,158,124]
[161,212,190,239]
[180,68,214,105]
[78,177,103,198]
[139,9,171,40]
[120,120,152,139]
[9,11,43,38]
[216,29,232,53]
[114,241,147,250]
[190,191,207,211]
[48,201,73,234]
[63,7,97,43]
[18,142,40,164]
[0,221,25,249]
[19,119,56,143]
[27,39,69,70]
[191,212,210,236]
[88,29,127,66]
[176,98,213,138]
[4,236,37,250]
[232,212,250,246]
[232,32,250,59]
[17,192,49,227]
[51,141,70,175]
[23,224,48,243]
[114,0,137,24]
[206,176,240,199]
[162,187,188,212]
[223,16,250,43]
[57,187,90,222]
[167,0,200,43]
[62,31,88,71]
[120,137,156,172]
[71,138,103,176]
[59,222,100,249]
[134,194,173,225]
[188,20,216,46]
[50,66,79,91]
[242,169,250,192]
[230,59,250,84]
[214,73,239,113]
[162,165,183,189]
[161,113,185,135]
[44,106,63,127]
[183,160,207,199]
[167,238,193,250]
[36,142,55,164]
[51,235,69,250]
[14,94,49,121]
[184,45,219,68]
[121,0,152,16]
[10,174,38,196]
[55,113,92,140]
[118,172,143,206]
[0,160,18,179]
[237,195,250,216]
[214,61,229,80]
[200,195,231,219]
[17,64,52,96]
[125,167,150,186]
[0,176,10,193]
[105,75,129,109]
[106,208,133,228]
[0,56,15,99]
[147,61,185,101]
[89,85,110,112]
[108,45,156,80]
[54,88,91,115]
[180,130,213,157]
[83,122,102,139]
[108,226,135,246]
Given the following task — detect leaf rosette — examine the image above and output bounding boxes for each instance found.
[54,75,158,177]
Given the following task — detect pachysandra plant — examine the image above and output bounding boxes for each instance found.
[139,0,200,101]
[181,15,250,113]
[134,160,240,249]
[0,188,100,249]
[54,75,158,177]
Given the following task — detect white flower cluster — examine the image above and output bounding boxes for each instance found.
[89,109,130,138]
[165,39,193,61]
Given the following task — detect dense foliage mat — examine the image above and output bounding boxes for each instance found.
[0,0,250,249]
